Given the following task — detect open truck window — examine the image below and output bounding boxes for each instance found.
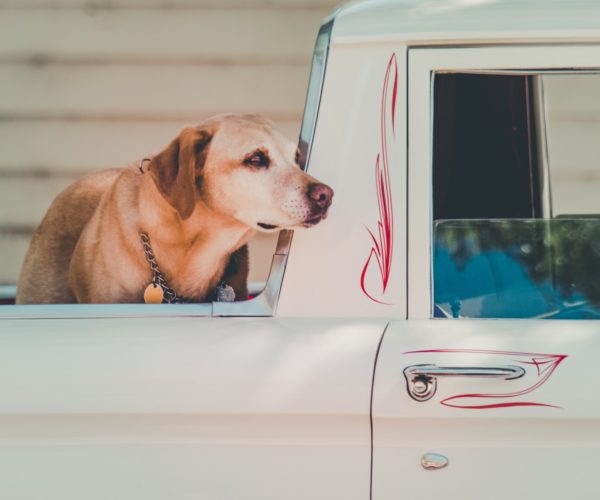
[0,18,332,317]
[432,73,600,318]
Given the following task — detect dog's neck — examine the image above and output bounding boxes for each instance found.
[137,177,255,300]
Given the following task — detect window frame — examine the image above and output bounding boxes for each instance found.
[407,44,600,319]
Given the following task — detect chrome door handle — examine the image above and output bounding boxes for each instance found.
[404,364,525,402]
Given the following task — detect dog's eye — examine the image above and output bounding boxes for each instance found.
[244,151,269,168]
[295,148,301,165]
[243,150,270,168]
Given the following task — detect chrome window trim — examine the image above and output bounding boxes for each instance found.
[298,18,335,176]
[0,302,214,320]
[532,75,553,218]
[0,285,16,301]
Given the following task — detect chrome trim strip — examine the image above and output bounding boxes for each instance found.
[298,19,334,175]
[0,285,16,300]
[247,281,267,296]
[0,302,213,320]
[421,453,449,471]
[406,364,526,380]
[404,363,525,402]
[274,229,294,256]
[532,75,553,218]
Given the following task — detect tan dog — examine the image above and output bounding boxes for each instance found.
[16,114,333,304]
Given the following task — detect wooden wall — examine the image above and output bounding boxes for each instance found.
[0,0,338,286]
[543,76,600,216]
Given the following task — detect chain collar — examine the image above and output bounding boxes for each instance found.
[140,232,236,304]
[139,161,185,303]
[140,232,187,304]
[139,158,184,302]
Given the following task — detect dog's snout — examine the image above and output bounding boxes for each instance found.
[307,183,333,209]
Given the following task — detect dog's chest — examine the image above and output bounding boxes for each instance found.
[167,231,249,300]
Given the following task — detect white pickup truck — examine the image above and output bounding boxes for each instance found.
[3,0,600,498]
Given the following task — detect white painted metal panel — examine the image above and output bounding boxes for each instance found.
[0,316,386,499]
[373,319,600,499]
[408,44,600,319]
[335,0,600,44]
[278,44,407,318]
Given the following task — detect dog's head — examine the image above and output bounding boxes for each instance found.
[148,114,333,231]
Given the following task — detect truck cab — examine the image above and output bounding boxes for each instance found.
[2,1,600,498]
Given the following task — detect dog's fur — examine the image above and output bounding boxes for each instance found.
[16,114,333,304]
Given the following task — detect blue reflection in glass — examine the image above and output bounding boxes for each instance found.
[433,219,600,319]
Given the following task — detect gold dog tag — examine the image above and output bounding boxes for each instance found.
[144,283,164,304]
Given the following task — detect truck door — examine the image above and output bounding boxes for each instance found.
[372,320,600,499]
[372,45,600,498]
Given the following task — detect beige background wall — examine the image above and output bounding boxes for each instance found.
[0,0,339,286]
[543,76,600,216]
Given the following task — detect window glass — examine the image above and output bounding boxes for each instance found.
[432,72,600,318]
[434,219,600,319]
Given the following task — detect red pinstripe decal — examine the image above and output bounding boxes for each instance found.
[404,349,567,409]
[361,54,397,305]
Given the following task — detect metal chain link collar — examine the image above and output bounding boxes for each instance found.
[140,232,186,304]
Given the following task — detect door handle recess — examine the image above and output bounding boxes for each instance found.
[403,364,526,402]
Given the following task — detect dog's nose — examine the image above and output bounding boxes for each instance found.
[307,183,334,209]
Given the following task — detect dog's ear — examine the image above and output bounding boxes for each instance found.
[147,127,212,219]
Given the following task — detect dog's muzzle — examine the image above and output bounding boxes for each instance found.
[257,182,334,230]
[304,182,334,225]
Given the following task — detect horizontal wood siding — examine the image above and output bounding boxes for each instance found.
[0,64,308,116]
[544,76,600,215]
[0,1,338,7]
[0,8,332,62]
[0,1,336,285]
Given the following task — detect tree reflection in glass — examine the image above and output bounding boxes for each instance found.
[434,219,600,319]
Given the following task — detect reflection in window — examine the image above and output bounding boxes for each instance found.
[434,219,600,319]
